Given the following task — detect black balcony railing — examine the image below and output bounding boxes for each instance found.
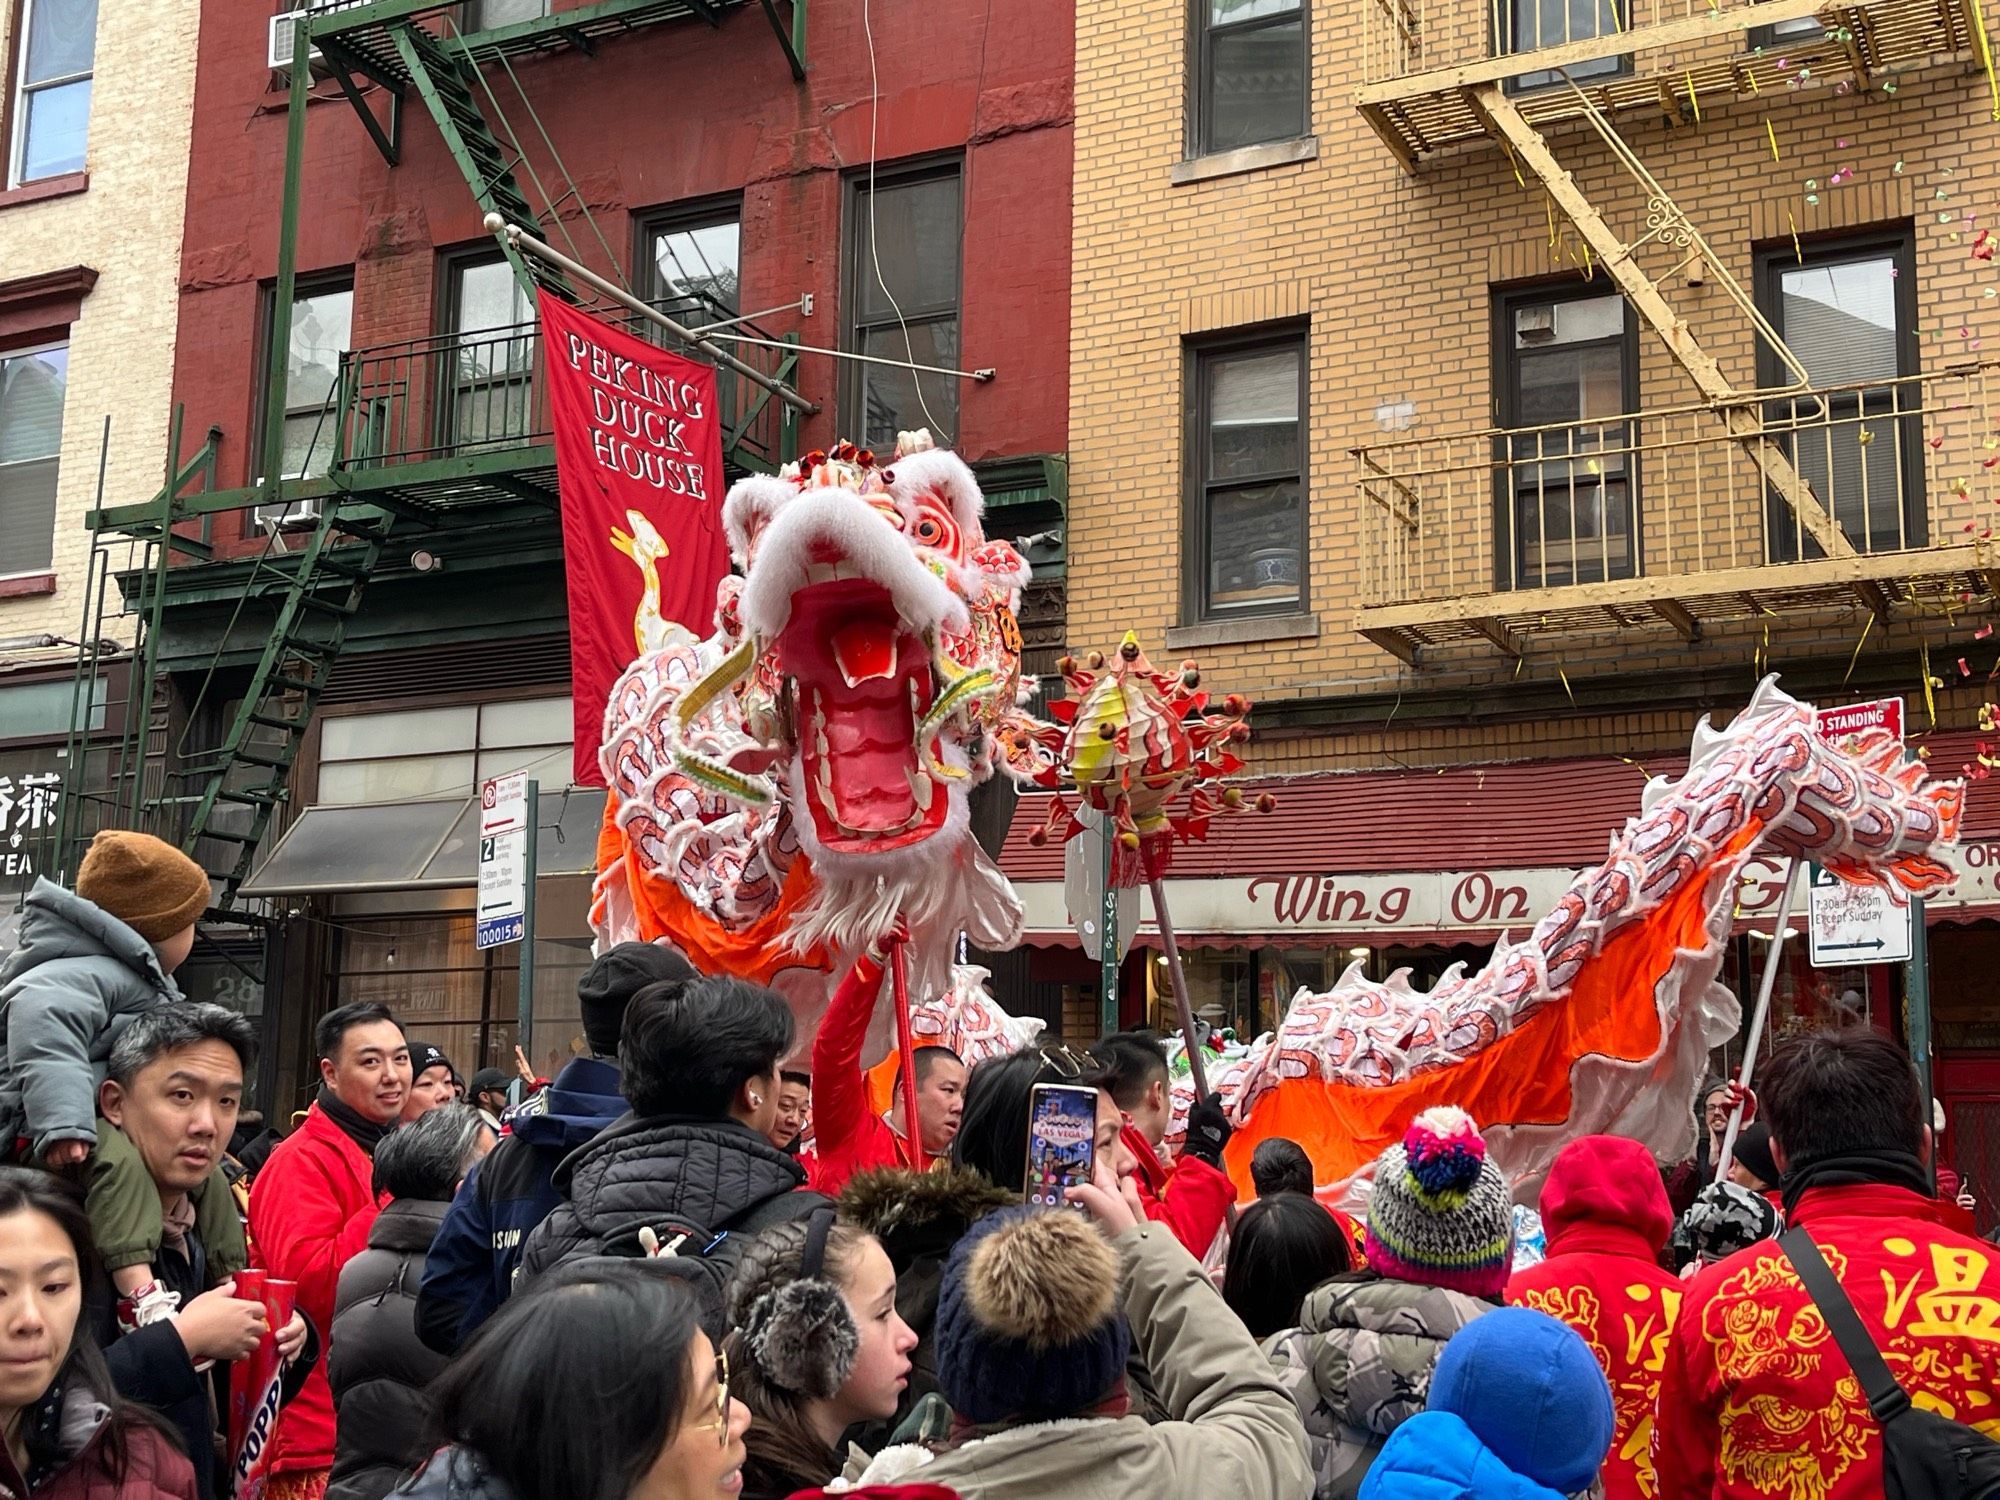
[304,291,800,487]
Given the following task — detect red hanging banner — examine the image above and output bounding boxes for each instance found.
[540,292,730,785]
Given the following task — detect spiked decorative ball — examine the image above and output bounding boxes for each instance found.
[1364,1106,1515,1298]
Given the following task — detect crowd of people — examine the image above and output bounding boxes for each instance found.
[2,829,1999,1498]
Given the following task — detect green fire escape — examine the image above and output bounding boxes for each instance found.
[51,0,812,913]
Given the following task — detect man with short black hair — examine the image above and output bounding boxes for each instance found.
[769,1069,812,1153]
[1655,1026,2000,1500]
[249,1001,411,1496]
[808,937,967,1194]
[97,1002,314,1499]
[1092,1030,1234,1258]
[517,974,827,1319]
[1250,1137,1315,1198]
[416,943,693,1354]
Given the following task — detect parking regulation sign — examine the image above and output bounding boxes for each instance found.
[1807,698,1912,967]
[476,772,529,950]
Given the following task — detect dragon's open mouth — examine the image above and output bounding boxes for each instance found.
[782,577,951,856]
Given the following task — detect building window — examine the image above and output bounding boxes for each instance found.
[462,0,547,30]
[1501,0,1623,90]
[445,257,535,450]
[0,340,66,577]
[1495,288,1637,590]
[642,206,741,319]
[1195,0,1307,155]
[9,0,92,186]
[846,163,960,451]
[1187,332,1306,620]
[1757,230,1921,559]
[267,281,352,482]
[316,695,571,806]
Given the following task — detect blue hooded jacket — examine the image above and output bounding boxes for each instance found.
[1359,1306,1614,1500]
[415,1055,623,1354]
[1361,1412,1573,1500]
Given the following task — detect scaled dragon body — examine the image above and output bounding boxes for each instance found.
[1195,677,1962,1208]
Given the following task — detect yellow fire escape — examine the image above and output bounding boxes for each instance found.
[1352,0,2000,663]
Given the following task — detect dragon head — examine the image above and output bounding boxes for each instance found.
[593,435,1058,1048]
[716,436,1043,875]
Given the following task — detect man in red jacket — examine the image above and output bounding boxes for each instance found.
[1655,1026,2000,1500]
[249,1001,411,1500]
[1092,1032,1234,1257]
[810,943,966,1195]
[1508,1134,1680,1500]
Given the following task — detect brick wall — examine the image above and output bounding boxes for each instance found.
[1071,0,2000,772]
[0,3,195,648]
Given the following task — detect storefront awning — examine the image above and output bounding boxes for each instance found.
[239,788,606,896]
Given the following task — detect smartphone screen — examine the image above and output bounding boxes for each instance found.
[1025,1083,1099,1210]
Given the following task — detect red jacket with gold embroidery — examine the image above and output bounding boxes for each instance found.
[1654,1183,2000,1500]
[1507,1135,1681,1500]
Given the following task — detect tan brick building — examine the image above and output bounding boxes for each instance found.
[1042,0,2000,1175]
[0,0,195,894]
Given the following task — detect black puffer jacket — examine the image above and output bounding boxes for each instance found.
[515,1113,825,1330]
[329,1197,452,1500]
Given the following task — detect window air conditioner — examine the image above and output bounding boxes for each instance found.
[268,3,366,78]
[254,498,322,546]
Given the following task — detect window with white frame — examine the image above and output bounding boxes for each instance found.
[10,0,94,186]
[0,341,67,577]
[316,696,572,806]
[272,282,353,481]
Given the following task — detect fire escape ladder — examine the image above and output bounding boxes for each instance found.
[386,23,575,303]
[1463,80,1857,561]
[169,503,396,910]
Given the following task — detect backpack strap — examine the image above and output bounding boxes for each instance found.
[1778,1225,1911,1422]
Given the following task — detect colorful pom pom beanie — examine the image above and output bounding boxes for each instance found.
[1364,1106,1515,1298]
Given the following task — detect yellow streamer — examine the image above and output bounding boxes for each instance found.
[1787,207,1803,263]
[1921,638,1939,728]
[1969,0,2000,121]
[1765,118,1781,163]
[1843,612,1874,684]
[1686,70,1701,123]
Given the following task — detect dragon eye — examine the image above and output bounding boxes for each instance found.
[912,515,946,546]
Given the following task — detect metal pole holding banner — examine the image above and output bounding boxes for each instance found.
[1716,856,1802,1185]
[516,778,539,1077]
[482,214,818,415]
[1145,854,1211,1102]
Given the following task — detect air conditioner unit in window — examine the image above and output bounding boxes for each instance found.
[254,498,322,547]
[267,2,367,77]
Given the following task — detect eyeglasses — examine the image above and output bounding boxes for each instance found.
[1038,1044,1100,1080]
[688,1349,732,1447]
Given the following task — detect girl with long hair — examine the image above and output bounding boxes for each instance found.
[0,1166,197,1498]
[721,1209,916,1498]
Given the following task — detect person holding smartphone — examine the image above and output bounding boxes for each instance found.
[813,1155,1312,1499]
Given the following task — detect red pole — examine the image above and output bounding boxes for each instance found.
[888,938,926,1173]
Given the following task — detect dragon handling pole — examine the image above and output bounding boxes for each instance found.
[1714,856,1802,1185]
[889,938,927,1173]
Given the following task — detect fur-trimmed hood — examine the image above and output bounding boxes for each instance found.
[839,1165,1015,1270]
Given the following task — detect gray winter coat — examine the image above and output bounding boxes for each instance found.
[1263,1270,1493,1500]
[0,878,182,1156]
[842,1223,1311,1500]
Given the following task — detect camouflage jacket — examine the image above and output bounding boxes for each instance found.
[1263,1271,1493,1500]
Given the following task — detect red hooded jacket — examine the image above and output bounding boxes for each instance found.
[1654,1181,2000,1500]
[1507,1135,1681,1500]
[808,954,914,1195]
[248,1103,388,1475]
[1122,1123,1234,1258]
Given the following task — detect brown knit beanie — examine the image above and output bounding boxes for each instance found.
[75,831,210,943]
